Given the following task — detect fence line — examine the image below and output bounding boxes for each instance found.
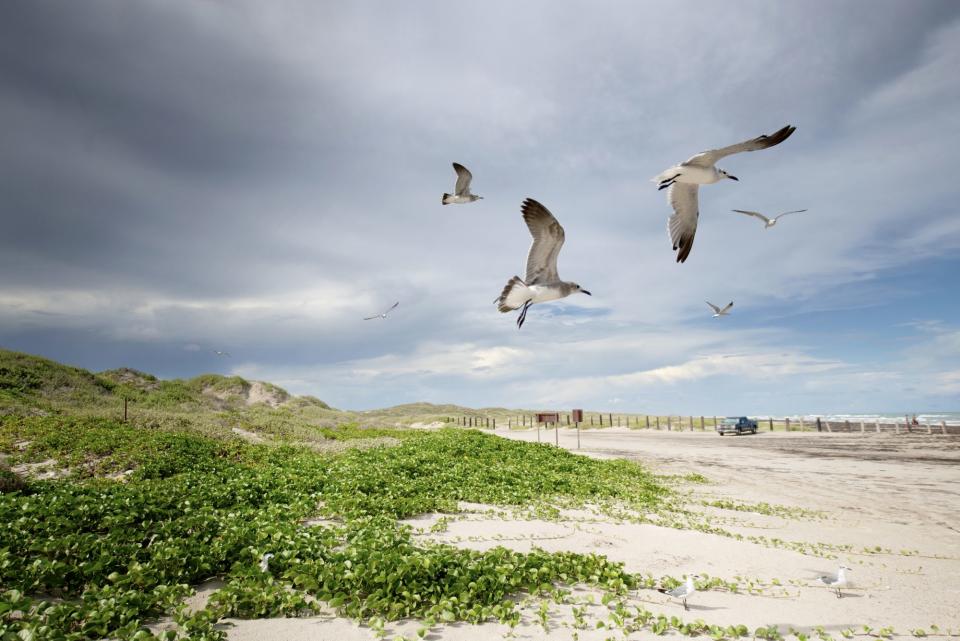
[442,414,960,435]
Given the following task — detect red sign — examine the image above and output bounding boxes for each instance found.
[571,409,583,423]
[536,413,560,424]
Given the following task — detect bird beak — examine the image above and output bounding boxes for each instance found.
[581,290,592,296]
[727,174,739,181]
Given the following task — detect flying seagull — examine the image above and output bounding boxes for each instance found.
[442,162,483,205]
[733,208,807,229]
[657,574,699,611]
[706,301,733,317]
[495,198,591,329]
[364,301,399,320]
[212,350,231,357]
[652,125,797,263]
[816,565,851,598]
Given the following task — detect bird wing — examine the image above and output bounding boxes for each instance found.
[363,314,380,320]
[683,125,796,167]
[452,162,473,195]
[385,301,400,314]
[720,301,734,314]
[772,209,807,222]
[706,301,721,314]
[522,198,565,284]
[668,183,699,263]
[732,209,772,224]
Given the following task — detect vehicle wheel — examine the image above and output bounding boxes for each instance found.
[719,431,724,436]
[736,428,742,435]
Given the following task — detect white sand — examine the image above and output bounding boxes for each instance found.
[208,428,960,639]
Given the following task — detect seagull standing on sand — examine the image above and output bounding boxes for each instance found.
[364,302,400,320]
[653,125,797,263]
[442,163,483,205]
[657,574,700,611]
[817,565,851,598]
[733,208,807,229]
[496,198,591,329]
[706,301,733,318]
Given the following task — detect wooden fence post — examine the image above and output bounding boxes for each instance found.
[816,417,822,432]
[875,419,880,433]
[493,419,496,430]
[713,416,717,429]
[785,417,790,431]
[700,416,705,431]
[860,420,865,433]
[656,416,660,429]
[646,415,650,429]
[123,397,128,423]
[608,413,613,426]
[769,417,774,431]
[941,421,947,435]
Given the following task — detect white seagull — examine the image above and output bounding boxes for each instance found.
[442,162,483,205]
[211,350,231,357]
[364,301,400,320]
[259,553,274,573]
[816,565,851,598]
[706,301,733,317]
[733,208,807,229]
[653,125,797,263]
[657,574,700,611]
[495,198,591,329]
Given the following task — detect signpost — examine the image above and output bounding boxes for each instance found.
[537,413,560,445]
[572,409,583,448]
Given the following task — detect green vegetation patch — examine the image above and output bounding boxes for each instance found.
[0,423,668,640]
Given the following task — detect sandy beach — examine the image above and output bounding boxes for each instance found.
[210,428,960,640]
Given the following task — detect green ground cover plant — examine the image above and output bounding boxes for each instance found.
[0,419,667,640]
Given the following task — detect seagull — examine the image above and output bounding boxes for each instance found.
[364,301,399,320]
[733,208,807,229]
[652,125,797,263]
[259,553,274,573]
[817,565,851,598]
[442,162,483,205]
[706,301,733,318]
[495,198,591,329]
[657,574,700,611]
[211,350,231,357]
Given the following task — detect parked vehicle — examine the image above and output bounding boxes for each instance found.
[717,416,758,436]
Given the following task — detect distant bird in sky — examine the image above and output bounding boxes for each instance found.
[212,350,231,357]
[657,574,699,611]
[442,162,483,205]
[732,208,807,229]
[364,301,400,320]
[653,125,797,263]
[816,565,851,598]
[706,301,733,317]
[259,553,274,573]
[496,198,591,329]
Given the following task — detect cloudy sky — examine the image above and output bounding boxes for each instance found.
[2,1,959,414]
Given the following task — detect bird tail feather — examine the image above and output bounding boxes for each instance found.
[652,166,681,184]
[497,276,530,312]
[656,588,669,595]
[442,193,452,204]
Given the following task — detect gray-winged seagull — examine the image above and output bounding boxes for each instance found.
[733,208,807,229]
[653,125,797,262]
[496,198,591,329]
[212,350,231,357]
[442,163,483,205]
[816,565,851,598]
[657,574,700,611]
[364,301,399,320]
[706,301,733,317]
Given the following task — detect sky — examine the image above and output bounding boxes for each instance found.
[1,1,959,415]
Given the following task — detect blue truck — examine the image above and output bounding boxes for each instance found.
[716,416,758,436]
